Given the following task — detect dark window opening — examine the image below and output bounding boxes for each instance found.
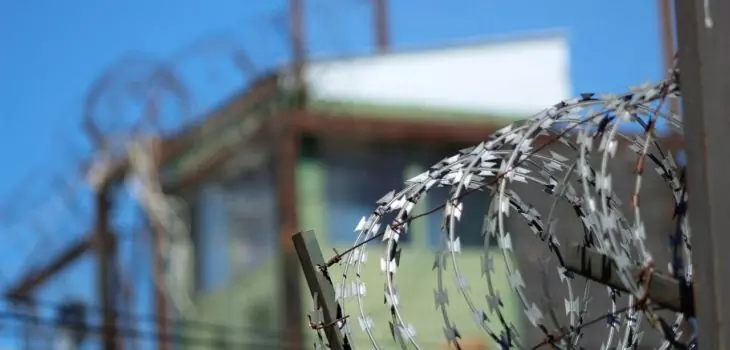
[188,165,278,294]
[323,140,412,245]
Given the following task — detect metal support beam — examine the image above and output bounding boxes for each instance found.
[659,0,679,113]
[95,190,119,350]
[278,125,303,348]
[292,230,346,350]
[5,238,93,300]
[152,222,170,350]
[674,0,730,348]
[562,245,694,316]
[21,301,35,350]
[282,8,306,344]
[290,0,305,91]
[373,0,390,53]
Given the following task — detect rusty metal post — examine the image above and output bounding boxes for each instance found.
[675,0,730,347]
[95,189,119,350]
[5,238,93,301]
[292,230,346,350]
[280,0,306,347]
[152,222,170,350]
[21,301,35,350]
[277,126,303,348]
[373,0,390,53]
[290,0,305,90]
[659,0,679,113]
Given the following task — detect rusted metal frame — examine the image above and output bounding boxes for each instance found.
[152,221,170,350]
[659,0,680,114]
[95,187,119,350]
[278,112,304,349]
[3,76,281,299]
[86,74,281,190]
[156,109,507,349]
[282,6,305,343]
[290,110,501,144]
[4,109,684,302]
[373,0,390,53]
[290,0,305,91]
[4,187,122,350]
[5,238,94,300]
[21,301,36,349]
[159,74,281,156]
[160,109,509,350]
[290,110,686,149]
[159,113,279,193]
[674,0,730,347]
[162,110,504,193]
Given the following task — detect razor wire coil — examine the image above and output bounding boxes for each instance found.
[308,69,694,349]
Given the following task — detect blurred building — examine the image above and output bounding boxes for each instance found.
[161,32,571,348]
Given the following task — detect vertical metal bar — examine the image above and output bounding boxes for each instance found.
[95,190,119,350]
[120,258,137,350]
[284,8,306,343]
[674,0,730,347]
[659,0,679,113]
[149,137,170,350]
[21,301,34,350]
[290,0,305,91]
[152,222,170,350]
[292,230,345,350]
[276,0,308,320]
[373,0,390,53]
[278,127,303,348]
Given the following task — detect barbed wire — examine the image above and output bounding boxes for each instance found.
[304,65,693,349]
[125,139,195,313]
[2,295,280,338]
[0,30,272,314]
[0,308,295,348]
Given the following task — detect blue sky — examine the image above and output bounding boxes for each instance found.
[0,0,664,347]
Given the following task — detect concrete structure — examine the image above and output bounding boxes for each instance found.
[165,33,571,348]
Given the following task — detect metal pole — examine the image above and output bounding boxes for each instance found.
[290,0,305,90]
[95,189,119,350]
[152,222,170,350]
[280,1,305,347]
[5,238,94,299]
[659,0,679,113]
[292,230,346,350]
[22,302,35,350]
[278,128,303,348]
[674,0,730,347]
[373,0,390,53]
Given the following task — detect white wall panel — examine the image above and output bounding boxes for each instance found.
[303,34,571,117]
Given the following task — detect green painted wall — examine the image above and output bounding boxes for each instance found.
[181,151,523,349]
[179,261,283,347]
[173,80,526,348]
[307,99,526,126]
